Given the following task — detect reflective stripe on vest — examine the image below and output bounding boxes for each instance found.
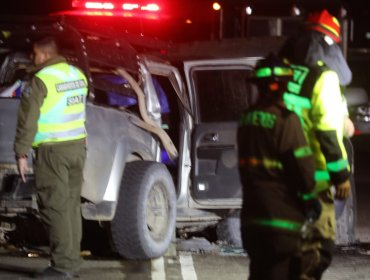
[33,62,88,146]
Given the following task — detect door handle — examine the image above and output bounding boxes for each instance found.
[203,133,219,142]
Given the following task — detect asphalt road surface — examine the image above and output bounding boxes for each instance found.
[0,182,369,280]
[0,178,370,280]
[1,244,370,279]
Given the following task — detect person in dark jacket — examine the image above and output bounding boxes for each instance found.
[238,54,319,280]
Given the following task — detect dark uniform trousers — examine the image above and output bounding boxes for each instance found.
[242,229,302,280]
[33,140,86,273]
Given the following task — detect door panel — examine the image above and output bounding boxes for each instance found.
[186,58,258,203]
[192,122,241,200]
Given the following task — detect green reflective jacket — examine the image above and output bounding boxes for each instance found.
[284,63,350,191]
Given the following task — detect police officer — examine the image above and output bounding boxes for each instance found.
[238,55,319,280]
[279,9,351,280]
[14,37,88,278]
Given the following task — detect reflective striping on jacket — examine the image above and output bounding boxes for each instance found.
[298,170,331,200]
[33,62,88,146]
[284,65,312,124]
[292,64,310,85]
[327,158,349,172]
[239,157,283,170]
[283,93,311,122]
[37,118,85,133]
[36,127,86,140]
[294,146,313,158]
[299,192,318,201]
[255,66,293,78]
[315,170,330,181]
[249,218,302,232]
[288,64,310,94]
[299,170,332,200]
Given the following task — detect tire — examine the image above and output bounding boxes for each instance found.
[216,211,243,247]
[110,161,176,259]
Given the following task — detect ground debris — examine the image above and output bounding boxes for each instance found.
[176,237,219,253]
[335,242,370,257]
[219,245,247,257]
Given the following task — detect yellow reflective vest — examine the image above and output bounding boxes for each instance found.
[284,63,350,193]
[32,62,88,146]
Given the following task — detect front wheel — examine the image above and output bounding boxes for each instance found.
[110,161,176,259]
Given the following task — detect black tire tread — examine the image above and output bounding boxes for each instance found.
[110,161,176,259]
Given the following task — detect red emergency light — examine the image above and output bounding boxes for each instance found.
[122,3,139,10]
[72,0,160,12]
[60,0,171,20]
[85,2,115,9]
[141,3,160,12]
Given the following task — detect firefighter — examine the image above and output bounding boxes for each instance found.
[14,37,88,279]
[238,54,320,280]
[279,9,351,280]
[280,9,355,139]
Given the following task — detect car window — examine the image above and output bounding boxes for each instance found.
[193,68,256,122]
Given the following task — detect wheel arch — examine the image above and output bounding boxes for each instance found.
[81,137,157,221]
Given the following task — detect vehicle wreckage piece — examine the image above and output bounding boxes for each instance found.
[115,67,178,160]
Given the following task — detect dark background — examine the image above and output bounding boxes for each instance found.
[1,1,369,46]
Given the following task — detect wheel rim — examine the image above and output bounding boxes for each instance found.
[146,182,170,241]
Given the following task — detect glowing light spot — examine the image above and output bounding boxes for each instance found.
[213,2,221,11]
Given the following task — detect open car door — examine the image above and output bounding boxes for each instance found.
[184,57,259,206]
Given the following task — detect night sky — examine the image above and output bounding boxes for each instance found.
[0,1,369,46]
[1,0,369,16]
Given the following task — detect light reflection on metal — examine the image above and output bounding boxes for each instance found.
[185,19,192,24]
[246,6,252,15]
